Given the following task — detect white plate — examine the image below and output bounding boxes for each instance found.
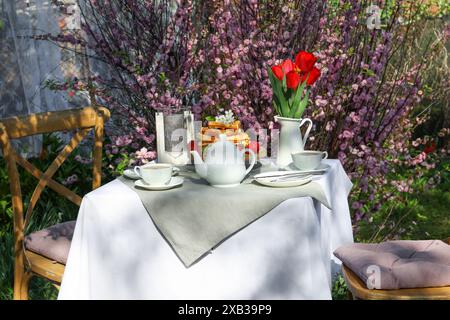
[283,162,331,174]
[134,176,184,190]
[124,166,180,180]
[255,175,312,188]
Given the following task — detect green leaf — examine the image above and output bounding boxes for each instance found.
[277,88,290,117]
[272,96,281,115]
[267,67,278,92]
[292,89,309,119]
[268,67,289,117]
[268,69,281,112]
[289,80,307,118]
[285,88,293,111]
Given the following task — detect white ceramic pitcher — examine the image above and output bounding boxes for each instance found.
[274,116,313,167]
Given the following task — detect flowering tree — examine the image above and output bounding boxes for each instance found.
[72,0,202,166]
[192,0,327,131]
[191,0,449,222]
[43,0,449,227]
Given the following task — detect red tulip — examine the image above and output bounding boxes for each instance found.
[295,51,317,73]
[270,51,320,90]
[280,59,295,74]
[286,71,301,89]
[271,65,284,80]
[300,67,321,86]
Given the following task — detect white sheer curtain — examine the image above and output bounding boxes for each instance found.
[0,0,88,157]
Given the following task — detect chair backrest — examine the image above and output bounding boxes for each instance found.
[0,106,110,254]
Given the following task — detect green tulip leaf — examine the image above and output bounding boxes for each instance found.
[267,67,277,88]
[268,67,289,117]
[292,89,309,119]
[289,80,307,118]
[272,94,282,115]
[285,88,293,107]
[272,100,281,116]
[268,69,281,110]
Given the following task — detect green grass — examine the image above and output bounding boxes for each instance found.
[331,274,350,300]
[356,179,450,243]
[406,184,450,240]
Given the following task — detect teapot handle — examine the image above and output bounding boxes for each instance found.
[244,149,256,175]
[299,118,313,148]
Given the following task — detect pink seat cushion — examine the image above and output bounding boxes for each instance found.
[24,220,76,265]
[334,240,450,289]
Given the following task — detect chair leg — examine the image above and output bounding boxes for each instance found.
[347,289,355,300]
[13,252,32,300]
[347,290,357,300]
[13,254,25,300]
[14,270,32,300]
[20,272,33,300]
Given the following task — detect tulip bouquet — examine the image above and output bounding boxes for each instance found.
[268,51,321,119]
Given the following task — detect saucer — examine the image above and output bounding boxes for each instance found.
[134,176,184,190]
[255,175,312,188]
[124,166,180,180]
[284,162,331,174]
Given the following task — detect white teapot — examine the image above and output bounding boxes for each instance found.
[191,134,256,187]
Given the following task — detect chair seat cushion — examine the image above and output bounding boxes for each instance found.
[334,240,450,290]
[25,220,76,265]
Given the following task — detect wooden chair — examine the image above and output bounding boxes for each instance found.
[0,106,110,300]
[342,237,450,300]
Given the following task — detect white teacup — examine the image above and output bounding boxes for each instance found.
[291,151,328,171]
[134,163,173,185]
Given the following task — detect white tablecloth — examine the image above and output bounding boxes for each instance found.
[58,159,353,300]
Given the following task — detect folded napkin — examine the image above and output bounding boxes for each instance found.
[119,168,331,267]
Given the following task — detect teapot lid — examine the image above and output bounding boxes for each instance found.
[205,134,243,164]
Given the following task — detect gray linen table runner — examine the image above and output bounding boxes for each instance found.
[118,168,331,267]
